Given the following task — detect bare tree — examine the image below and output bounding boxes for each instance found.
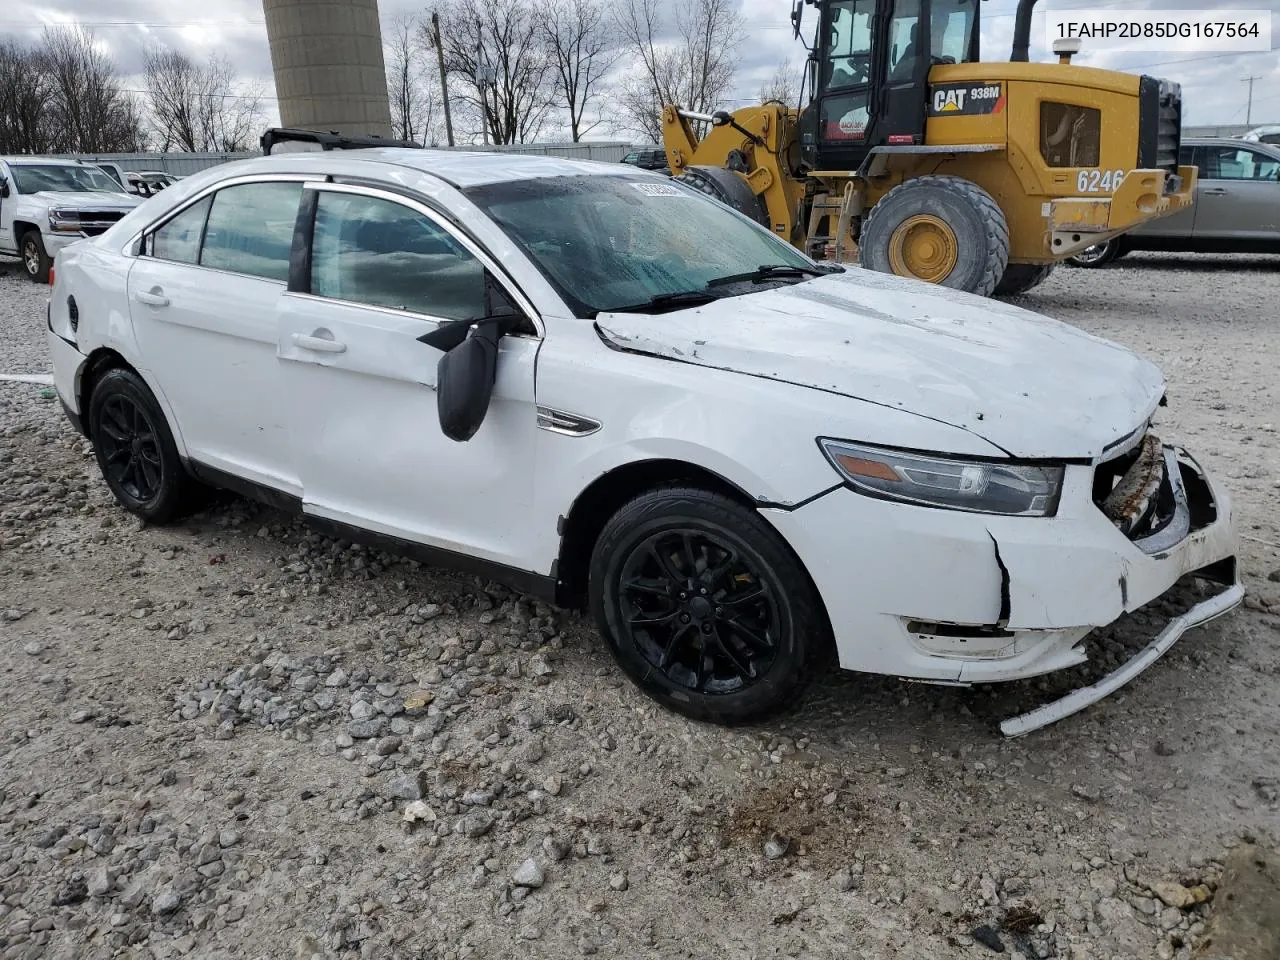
[41,26,143,152]
[143,49,264,152]
[538,0,620,142]
[386,13,440,144]
[435,0,557,145]
[758,59,802,106]
[0,40,55,154]
[615,0,743,141]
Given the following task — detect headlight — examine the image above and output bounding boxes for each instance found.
[819,439,1064,517]
[48,210,80,232]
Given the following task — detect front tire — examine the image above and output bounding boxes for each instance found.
[21,230,51,283]
[589,486,829,724]
[88,368,201,524]
[994,263,1055,296]
[860,175,1009,296]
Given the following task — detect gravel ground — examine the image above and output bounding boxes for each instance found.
[1,250,1278,960]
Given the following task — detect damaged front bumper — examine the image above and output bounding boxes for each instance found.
[762,440,1240,733]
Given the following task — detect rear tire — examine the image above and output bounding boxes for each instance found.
[673,167,770,227]
[1066,238,1123,267]
[21,230,51,284]
[88,368,202,524]
[588,486,828,725]
[860,175,1009,296]
[994,263,1055,296]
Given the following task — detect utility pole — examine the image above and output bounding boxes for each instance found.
[431,11,455,147]
[1243,75,1262,126]
[477,46,495,146]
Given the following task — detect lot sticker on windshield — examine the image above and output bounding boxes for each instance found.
[630,182,686,197]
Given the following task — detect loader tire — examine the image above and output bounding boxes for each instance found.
[674,167,770,227]
[994,263,1055,297]
[860,176,1009,297]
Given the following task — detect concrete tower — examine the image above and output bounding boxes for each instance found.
[262,0,393,137]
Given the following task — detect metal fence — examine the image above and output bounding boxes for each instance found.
[50,151,253,176]
[56,141,658,176]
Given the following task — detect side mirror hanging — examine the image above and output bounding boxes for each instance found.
[419,314,522,443]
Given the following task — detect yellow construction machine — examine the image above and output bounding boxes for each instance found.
[661,0,1196,296]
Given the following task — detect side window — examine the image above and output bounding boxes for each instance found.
[822,92,870,142]
[823,0,873,91]
[884,0,921,83]
[1203,147,1280,181]
[200,182,302,282]
[1178,145,1195,167]
[310,191,486,321]
[150,196,212,265]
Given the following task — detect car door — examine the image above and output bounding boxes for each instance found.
[277,182,543,571]
[0,161,13,253]
[128,177,306,494]
[1191,144,1280,240]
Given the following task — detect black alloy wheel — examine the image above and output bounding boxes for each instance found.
[88,367,203,523]
[590,486,828,724]
[96,393,163,502]
[617,529,780,695]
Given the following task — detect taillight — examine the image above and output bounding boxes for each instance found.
[48,265,55,287]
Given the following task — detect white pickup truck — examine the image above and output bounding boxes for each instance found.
[0,157,142,283]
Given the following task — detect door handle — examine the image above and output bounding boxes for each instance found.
[292,332,347,354]
[1202,187,1228,196]
[136,288,169,307]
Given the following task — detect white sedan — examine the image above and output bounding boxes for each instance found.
[45,149,1241,735]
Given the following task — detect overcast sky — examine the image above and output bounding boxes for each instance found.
[1,0,1277,137]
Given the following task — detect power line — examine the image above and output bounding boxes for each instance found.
[0,20,266,28]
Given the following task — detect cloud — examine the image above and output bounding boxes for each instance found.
[1,0,1277,136]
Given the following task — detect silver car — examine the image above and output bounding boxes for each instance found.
[1068,137,1280,266]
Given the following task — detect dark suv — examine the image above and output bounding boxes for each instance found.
[621,149,670,174]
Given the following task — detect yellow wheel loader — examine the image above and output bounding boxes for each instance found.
[661,0,1196,296]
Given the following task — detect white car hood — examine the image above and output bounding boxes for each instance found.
[32,190,140,210]
[595,270,1163,460]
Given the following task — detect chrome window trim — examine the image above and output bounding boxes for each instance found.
[301,180,545,339]
[122,173,321,258]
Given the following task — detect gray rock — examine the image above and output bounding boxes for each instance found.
[52,875,88,906]
[462,790,493,807]
[218,830,241,849]
[830,868,857,892]
[373,736,403,757]
[347,719,386,739]
[542,836,571,861]
[87,868,113,897]
[388,772,428,801]
[763,834,790,860]
[512,858,544,888]
[1071,783,1101,803]
[350,700,377,721]
[609,873,629,892]
[459,810,496,839]
[151,888,182,916]
[324,668,349,688]
[22,641,41,655]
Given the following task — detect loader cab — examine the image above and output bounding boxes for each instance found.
[799,0,980,171]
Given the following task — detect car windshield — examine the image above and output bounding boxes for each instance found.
[10,164,126,195]
[465,175,816,317]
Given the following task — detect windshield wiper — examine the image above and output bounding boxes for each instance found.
[602,290,721,315]
[705,263,830,288]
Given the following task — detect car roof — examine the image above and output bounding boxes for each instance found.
[1183,137,1280,156]
[213,148,646,188]
[0,156,96,167]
